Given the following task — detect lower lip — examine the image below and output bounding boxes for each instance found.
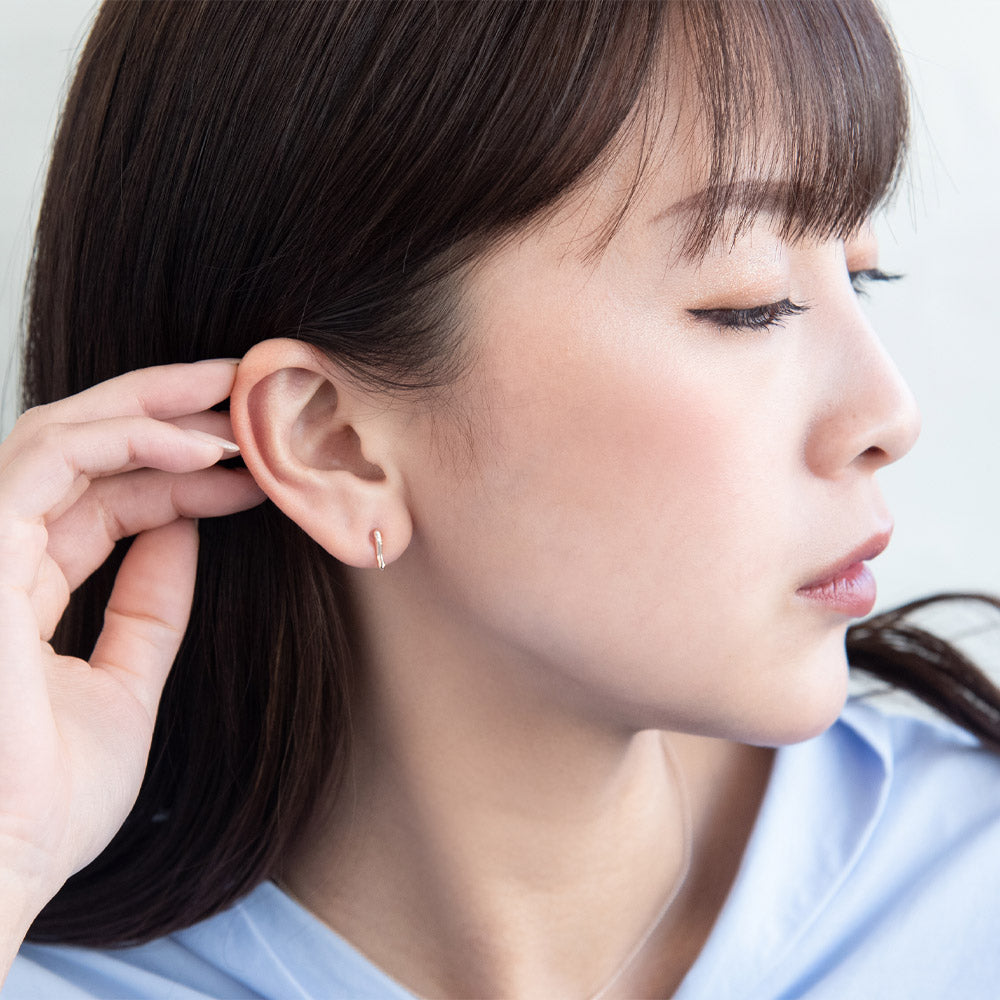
[796,562,877,617]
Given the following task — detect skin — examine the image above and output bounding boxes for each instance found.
[0,362,264,984]
[226,131,920,994]
[0,81,919,1000]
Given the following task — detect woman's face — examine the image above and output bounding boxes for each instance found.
[396,133,920,747]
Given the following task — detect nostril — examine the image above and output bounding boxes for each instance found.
[854,444,891,471]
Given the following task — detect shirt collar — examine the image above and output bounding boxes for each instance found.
[674,700,893,999]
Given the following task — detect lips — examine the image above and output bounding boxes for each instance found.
[796,530,892,617]
[799,531,892,591]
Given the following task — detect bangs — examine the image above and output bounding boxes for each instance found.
[669,0,908,256]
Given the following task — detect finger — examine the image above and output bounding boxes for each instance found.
[30,467,263,641]
[1,411,241,488]
[167,411,238,441]
[0,582,56,738]
[0,417,240,534]
[21,553,69,648]
[1,364,242,483]
[12,360,240,430]
[46,465,265,595]
[89,518,199,723]
[0,360,240,475]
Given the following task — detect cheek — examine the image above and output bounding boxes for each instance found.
[490,324,793,597]
[415,311,796,655]
[402,261,843,741]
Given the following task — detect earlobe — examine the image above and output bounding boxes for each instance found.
[228,338,413,568]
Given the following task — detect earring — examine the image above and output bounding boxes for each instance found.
[372,529,386,570]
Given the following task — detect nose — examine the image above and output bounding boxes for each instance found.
[804,315,921,479]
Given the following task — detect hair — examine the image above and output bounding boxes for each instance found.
[19,0,1000,946]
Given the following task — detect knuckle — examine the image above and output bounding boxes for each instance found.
[17,403,51,427]
[12,404,51,438]
[0,520,23,555]
[93,489,126,543]
[30,422,69,454]
[0,518,44,572]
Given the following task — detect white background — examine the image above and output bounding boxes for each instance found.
[2,0,999,615]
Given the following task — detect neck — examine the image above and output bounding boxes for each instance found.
[282,571,773,998]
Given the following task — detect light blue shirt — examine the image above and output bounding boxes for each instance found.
[7,699,1000,999]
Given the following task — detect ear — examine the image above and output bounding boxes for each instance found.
[228,338,412,569]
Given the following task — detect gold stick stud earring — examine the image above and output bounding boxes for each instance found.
[373,529,386,571]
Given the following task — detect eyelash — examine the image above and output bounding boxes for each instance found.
[688,299,806,332]
[850,267,902,297]
[687,268,903,332]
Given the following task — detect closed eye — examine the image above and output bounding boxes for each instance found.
[687,299,808,332]
[849,268,902,297]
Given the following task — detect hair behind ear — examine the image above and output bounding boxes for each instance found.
[22,0,666,944]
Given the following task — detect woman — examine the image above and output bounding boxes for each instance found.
[2,2,1000,997]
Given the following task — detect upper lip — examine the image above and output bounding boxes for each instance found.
[798,528,893,591]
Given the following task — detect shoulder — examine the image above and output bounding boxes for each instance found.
[6,933,252,999]
[6,909,261,1000]
[5,882,414,1000]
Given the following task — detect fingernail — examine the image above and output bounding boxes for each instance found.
[195,357,241,366]
[185,429,241,453]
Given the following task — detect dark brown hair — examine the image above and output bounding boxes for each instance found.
[20,0,998,946]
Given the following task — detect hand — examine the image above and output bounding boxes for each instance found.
[0,360,265,923]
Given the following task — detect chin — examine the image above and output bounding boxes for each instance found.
[759,689,848,746]
[652,680,849,750]
[609,629,853,746]
[754,631,853,747]
[686,632,852,748]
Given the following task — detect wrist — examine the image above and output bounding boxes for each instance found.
[0,866,52,937]
[0,867,55,986]
[0,840,64,945]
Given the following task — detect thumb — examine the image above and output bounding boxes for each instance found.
[89,518,199,723]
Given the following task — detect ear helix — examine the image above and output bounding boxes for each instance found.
[372,529,386,570]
